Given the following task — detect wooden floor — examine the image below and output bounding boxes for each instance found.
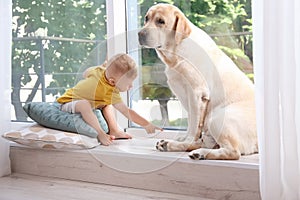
[0,173,209,200]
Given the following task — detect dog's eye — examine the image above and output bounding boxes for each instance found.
[157,18,165,25]
[145,16,149,23]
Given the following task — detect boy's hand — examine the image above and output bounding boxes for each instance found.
[143,123,163,134]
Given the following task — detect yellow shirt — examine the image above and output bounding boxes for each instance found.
[56,66,122,108]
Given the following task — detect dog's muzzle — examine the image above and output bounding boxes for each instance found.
[138,29,147,46]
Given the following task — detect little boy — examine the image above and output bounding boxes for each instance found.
[57,53,162,145]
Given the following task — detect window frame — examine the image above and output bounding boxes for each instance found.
[9,0,138,131]
[106,0,129,130]
[10,0,253,134]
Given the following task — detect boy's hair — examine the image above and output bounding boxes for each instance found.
[105,53,137,78]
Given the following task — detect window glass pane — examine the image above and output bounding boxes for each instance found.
[127,0,252,130]
[12,0,107,121]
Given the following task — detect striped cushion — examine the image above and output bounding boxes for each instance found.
[23,102,108,138]
[2,123,99,149]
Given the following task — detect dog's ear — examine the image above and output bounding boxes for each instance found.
[174,12,191,44]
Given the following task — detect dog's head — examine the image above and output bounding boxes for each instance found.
[138,4,192,49]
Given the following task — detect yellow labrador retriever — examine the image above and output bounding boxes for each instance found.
[138,4,257,160]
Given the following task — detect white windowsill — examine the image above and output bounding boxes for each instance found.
[9,122,259,170]
[8,122,260,199]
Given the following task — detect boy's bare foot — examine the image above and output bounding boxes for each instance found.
[110,130,132,139]
[97,133,115,146]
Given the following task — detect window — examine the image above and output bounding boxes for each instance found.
[126,0,253,130]
[11,0,107,121]
[11,0,253,132]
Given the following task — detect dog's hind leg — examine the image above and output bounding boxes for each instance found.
[188,136,241,160]
[188,147,240,160]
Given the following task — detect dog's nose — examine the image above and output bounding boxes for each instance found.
[138,29,147,45]
[138,29,146,37]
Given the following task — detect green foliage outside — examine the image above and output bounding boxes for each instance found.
[12,0,107,120]
[12,0,252,121]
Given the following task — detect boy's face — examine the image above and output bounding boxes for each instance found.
[115,74,137,92]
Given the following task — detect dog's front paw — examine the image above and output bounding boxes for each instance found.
[156,140,169,151]
[188,149,206,160]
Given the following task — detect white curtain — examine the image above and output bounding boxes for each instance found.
[253,0,300,199]
[0,1,12,176]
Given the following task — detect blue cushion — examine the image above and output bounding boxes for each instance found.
[23,102,108,138]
